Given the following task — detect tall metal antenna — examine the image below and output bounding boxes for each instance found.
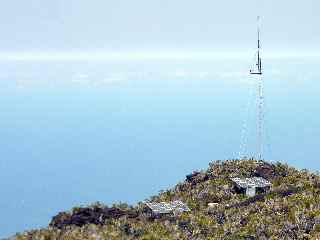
[250,16,264,160]
[250,16,262,75]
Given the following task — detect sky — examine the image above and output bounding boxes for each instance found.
[0,0,319,58]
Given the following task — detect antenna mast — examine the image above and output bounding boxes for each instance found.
[250,16,262,75]
[250,16,264,160]
[257,16,262,74]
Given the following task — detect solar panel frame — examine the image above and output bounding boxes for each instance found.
[145,200,190,214]
[231,177,272,189]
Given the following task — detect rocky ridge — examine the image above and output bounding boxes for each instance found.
[12,159,320,239]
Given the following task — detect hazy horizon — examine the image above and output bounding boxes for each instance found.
[1,51,320,62]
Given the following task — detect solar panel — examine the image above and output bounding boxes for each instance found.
[231,177,271,188]
[145,200,190,214]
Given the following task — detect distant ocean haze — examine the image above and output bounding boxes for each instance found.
[0,57,319,238]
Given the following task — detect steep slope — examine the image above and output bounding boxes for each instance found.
[12,159,320,239]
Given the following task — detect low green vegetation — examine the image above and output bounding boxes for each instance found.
[12,159,320,239]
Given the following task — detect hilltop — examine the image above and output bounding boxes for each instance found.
[11,159,320,239]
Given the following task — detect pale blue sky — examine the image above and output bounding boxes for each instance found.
[0,0,319,56]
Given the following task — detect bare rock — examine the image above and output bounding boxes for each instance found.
[50,206,139,228]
